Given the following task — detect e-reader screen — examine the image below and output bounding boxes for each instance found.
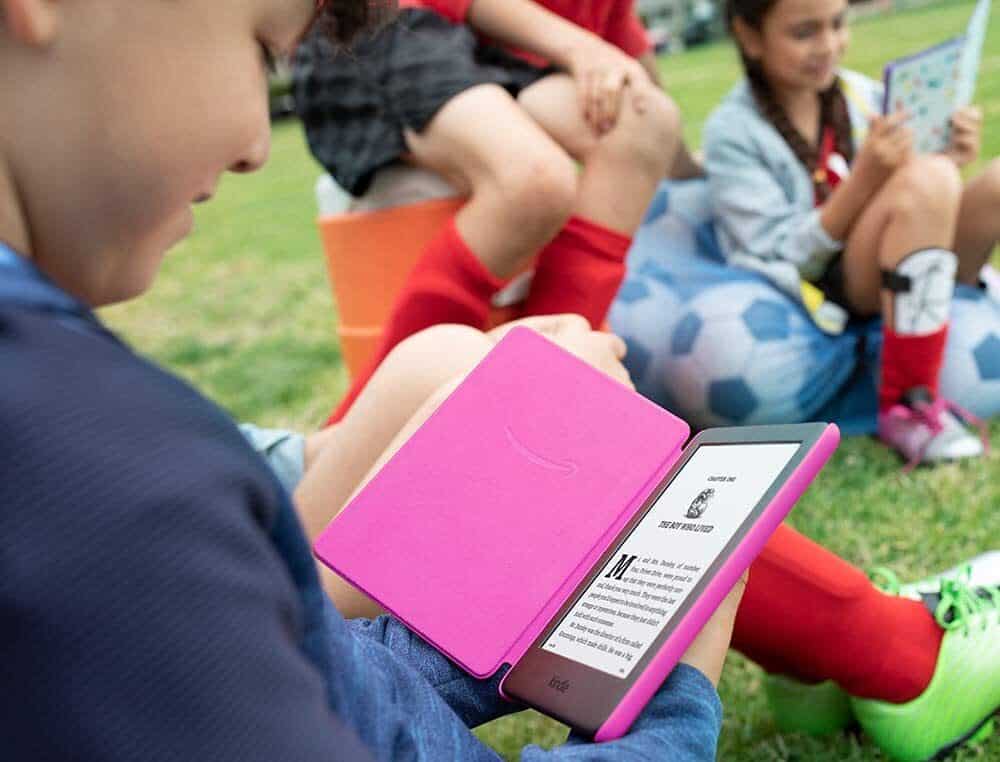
[541,442,799,679]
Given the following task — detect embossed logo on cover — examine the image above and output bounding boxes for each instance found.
[504,426,579,477]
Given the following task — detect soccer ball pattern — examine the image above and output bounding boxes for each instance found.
[940,286,1000,415]
[611,181,1000,432]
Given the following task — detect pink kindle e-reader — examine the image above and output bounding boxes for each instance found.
[314,326,839,740]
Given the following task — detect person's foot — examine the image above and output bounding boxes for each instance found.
[764,553,1000,745]
[850,571,1000,761]
[878,388,986,471]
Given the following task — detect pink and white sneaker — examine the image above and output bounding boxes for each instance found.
[878,388,989,472]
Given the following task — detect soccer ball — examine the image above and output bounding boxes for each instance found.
[939,287,1000,419]
[612,180,1000,432]
[658,281,858,428]
[609,265,684,403]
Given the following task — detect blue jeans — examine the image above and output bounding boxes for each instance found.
[250,424,724,760]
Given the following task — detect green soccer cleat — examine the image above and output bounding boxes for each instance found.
[764,674,855,736]
[850,571,1000,761]
[763,552,1000,742]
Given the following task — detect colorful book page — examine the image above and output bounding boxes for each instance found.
[884,36,965,153]
[883,0,990,153]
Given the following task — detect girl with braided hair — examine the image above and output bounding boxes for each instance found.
[704,0,1000,469]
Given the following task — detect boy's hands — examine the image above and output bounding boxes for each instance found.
[944,106,982,167]
[679,571,748,687]
[565,39,650,135]
[488,314,634,389]
[853,111,913,189]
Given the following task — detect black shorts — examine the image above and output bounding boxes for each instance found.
[813,255,879,319]
[293,9,553,196]
[814,255,851,313]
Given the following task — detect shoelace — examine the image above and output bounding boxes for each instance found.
[869,566,902,595]
[898,398,990,473]
[869,564,1000,636]
[934,566,1000,637]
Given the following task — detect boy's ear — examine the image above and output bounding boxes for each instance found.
[731,17,763,61]
[1,0,59,46]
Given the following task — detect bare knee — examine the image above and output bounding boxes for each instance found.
[889,155,963,223]
[591,86,681,176]
[483,148,578,232]
[383,323,493,396]
[976,157,1000,205]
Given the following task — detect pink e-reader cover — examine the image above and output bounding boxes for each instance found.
[314,326,691,678]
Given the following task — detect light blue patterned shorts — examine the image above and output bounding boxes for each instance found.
[238,424,307,494]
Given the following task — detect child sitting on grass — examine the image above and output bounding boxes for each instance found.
[704,0,1000,469]
[0,1,742,759]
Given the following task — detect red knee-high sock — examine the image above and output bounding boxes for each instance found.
[327,220,505,424]
[733,524,943,703]
[879,327,949,411]
[522,216,632,328]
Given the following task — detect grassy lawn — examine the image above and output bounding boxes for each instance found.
[102,1,999,759]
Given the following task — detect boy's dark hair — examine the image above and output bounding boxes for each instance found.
[725,0,854,203]
[316,0,397,46]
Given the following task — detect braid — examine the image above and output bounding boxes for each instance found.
[822,81,855,164]
[745,56,855,203]
[745,58,818,170]
[814,80,855,202]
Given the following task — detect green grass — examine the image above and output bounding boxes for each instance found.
[102,1,1000,759]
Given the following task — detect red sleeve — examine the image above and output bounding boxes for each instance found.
[397,0,474,23]
[605,3,653,58]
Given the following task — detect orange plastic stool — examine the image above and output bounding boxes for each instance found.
[319,197,528,380]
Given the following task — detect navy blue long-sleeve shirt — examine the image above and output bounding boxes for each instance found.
[0,243,722,760]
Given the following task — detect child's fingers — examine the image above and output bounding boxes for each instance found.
[877,110,910,134]
[598,71,627,132]
[606,332,628,360]
[678,570,749,687]
[491,314,590,344]
[952,105,983,127]
[577,73,597,130]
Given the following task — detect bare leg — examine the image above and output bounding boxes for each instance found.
[839,155,963,324]
[295,325,494,617]
[518,73,681,234]
[839,156,983,464]
[403,84,578,279]
[953,157,1000,285]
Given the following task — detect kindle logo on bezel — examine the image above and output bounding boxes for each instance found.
[548,676,571,693]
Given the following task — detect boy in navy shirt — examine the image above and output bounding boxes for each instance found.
[0,1,739,759]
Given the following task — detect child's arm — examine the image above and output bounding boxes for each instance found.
[816,112,913,242]
[638,51,662,87]
[466,0,650,132]
[340,609,723,760]
[520,665,721,760]
[344,579,742,760]
[464,0,640,68]
[704,109,907,278]
[705,113,845,278]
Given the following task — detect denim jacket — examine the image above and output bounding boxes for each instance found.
[704,69,884,330]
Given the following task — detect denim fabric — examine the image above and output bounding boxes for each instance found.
[704,69,883,298]
[238,423,307,494]
[347,611,724,760]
